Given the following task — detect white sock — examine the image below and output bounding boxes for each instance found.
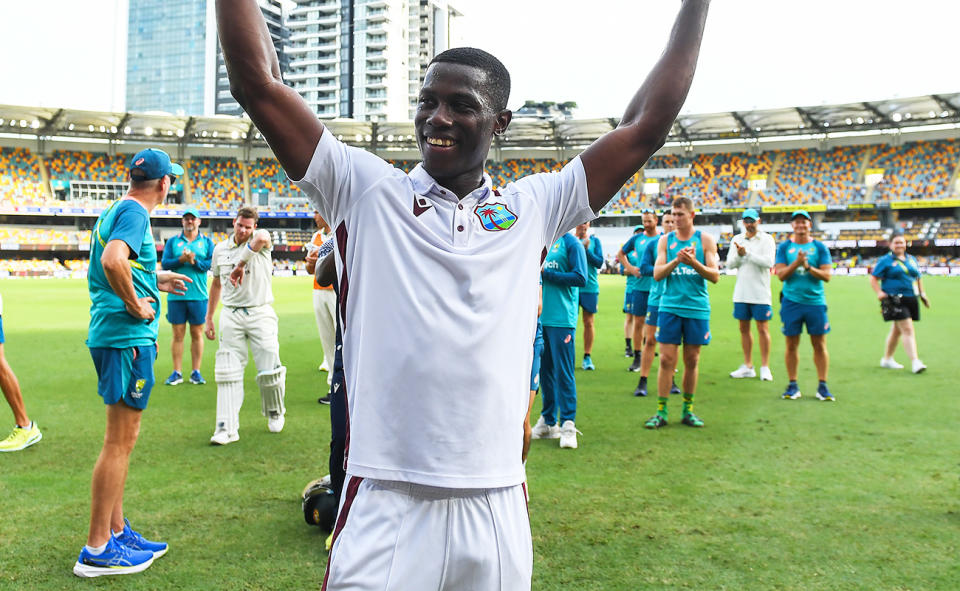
[85,542,108,555]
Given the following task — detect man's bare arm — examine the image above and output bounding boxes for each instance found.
[217,0,323,180]
[580,0,710,212]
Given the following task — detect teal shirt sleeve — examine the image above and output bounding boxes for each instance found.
[194,236,214,272]
[814,241,831,266]
[542,234,587,287]
[585,236,603,269]
[640,236,657,276]
[110,204,148,258]
[161,237,180,270]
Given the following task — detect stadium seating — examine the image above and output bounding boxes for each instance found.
[187,156,244,210]
[658,152,772,208]
[761,146,867,204]
[870,140,959,202]
[46,150,127,183]
[247,158,302,208]
[0,147,47,206]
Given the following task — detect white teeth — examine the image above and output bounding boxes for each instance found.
[426,137,454,147]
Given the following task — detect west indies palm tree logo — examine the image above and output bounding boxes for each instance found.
[474,202,517,231]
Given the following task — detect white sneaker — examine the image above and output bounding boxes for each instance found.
[559,420,581,449]
[530,416,560,439]
[759,366,773,381]
[318,360,329,373]
[911,359,927,374]
[210,429,239,445]
[267,411,285,433]
[880,357,904,369]
[730,364,756,379]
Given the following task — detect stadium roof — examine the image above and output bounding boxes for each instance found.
[1,93,958,151]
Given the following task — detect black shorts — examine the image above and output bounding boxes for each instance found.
[881,295,919,322]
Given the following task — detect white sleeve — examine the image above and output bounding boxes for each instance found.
[511,155,596,247]
[292,130,398,226]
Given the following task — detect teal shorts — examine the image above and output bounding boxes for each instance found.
[89,345,157,410]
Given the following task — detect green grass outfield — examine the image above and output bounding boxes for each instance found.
[0,275,957,590]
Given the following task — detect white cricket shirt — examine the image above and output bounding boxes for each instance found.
[725,230,776,305]
[294,131,595,488]
[211,237,275,308]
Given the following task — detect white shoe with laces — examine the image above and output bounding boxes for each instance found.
[759,366,773,381]
[559,420,582,449]
[210,428,239,445]
[267,411,285,433]
[530,416,560,439]
[911,359,927,374]
[729,364,756,379]
[880,357,904,369]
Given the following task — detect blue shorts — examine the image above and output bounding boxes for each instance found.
[734,302,774,322]
[579,292,598,315]
[90,345,157,410]
[530,340,543,392]
[780,298,830,336]
[166,299,207,326]
[645,305,659,327]
[630,291,650,318]
[656,311,711,346]
[623,290,634,314]
[0,315,4,344]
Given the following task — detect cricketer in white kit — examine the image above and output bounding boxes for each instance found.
[204,206,286,444]
[217,0,710,588]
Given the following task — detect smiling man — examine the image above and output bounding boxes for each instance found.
[217,1,710,588]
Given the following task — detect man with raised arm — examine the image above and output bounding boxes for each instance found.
[217,1,709,587]
[644,197,719,429]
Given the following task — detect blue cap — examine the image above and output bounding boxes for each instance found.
[791,209,811,220]
[129,148,184,180]
[633,225,643,233]
[742,208,759,220]
[182,207,200,219]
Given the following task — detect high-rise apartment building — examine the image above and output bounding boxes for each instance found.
[127,0,217,115]
[216,0,289,116]
[286,0,463,121]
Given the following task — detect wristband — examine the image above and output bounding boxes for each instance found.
[237,243,256,264]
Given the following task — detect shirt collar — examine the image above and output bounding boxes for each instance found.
[409,163,494,203]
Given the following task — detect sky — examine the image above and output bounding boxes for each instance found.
[3,0,959,118]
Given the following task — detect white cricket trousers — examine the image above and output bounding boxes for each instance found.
[323,477,532,591]
[219,304,282,374]
[313,288,337,381]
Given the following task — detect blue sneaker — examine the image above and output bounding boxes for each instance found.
[816,384,835,402]
[782,383,801,400]
[189,370,206,385]
[670,380,681,395]
[114,518,168,558]
[164,371,183,386]
[73,535,155,578]
[581,356,596,371]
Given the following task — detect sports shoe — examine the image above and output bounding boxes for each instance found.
[624,345,633,358]
[530,416,560,439]
[681,413,704,428]
[318,394,331,405]
[759,366,774,381]
[633,382,648,397]
[729,364,756,379]
[73,536,155,578]
[644,414,667,429]
[628,356,641,372]
[325,532,333,553]
[559,420,581,449]
[911,359,927,374]
[670,380,681,395]
[880,357,904,370]
[114,518,168,558]
[319,359,329,372]
[189,370,206,385]
[781,384,801,400]
[210,428,239,445]
[816,384,835,402]
[0,422,42,452]
[164,371,183,386]
[267,411,285,433]
[581,356,596,371]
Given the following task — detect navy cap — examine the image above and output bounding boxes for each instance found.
[791,209,811,220]
[742,208,759,221]
[129,148,184,180]
[182,207,200,219]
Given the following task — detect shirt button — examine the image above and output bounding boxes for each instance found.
[440,190,446,195]
[457,204,463,210]
[457,225,464,232]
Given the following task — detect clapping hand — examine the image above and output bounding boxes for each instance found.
[735,242,746,256]
[677,246,696,265]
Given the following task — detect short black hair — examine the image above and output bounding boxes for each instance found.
[430,47,511,112]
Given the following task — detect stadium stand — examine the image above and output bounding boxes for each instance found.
[247,157,301,205]
[761,146,868,205]
[870,140,959,202]
[0,147,47,206]
[46,150,127,183]
[187,156,244,210]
